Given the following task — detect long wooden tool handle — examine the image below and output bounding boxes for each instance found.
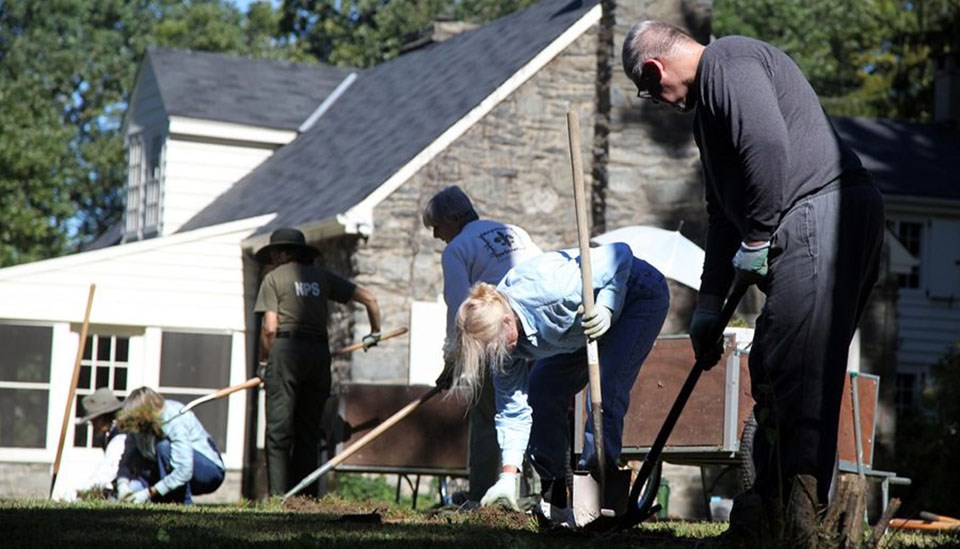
[179,377,263,415]
[331,327,408,357]
[283,386,441,501]
[567,110,605,495]
[50,283,96,498]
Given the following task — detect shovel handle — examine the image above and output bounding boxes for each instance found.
[622,281,749,527]
[283,386,441,501]
[331,327,408,356]
[568,110,606,495]
[179,377,263,416]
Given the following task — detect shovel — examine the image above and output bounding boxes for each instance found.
[616,280,750,530]
[567,110,607,504]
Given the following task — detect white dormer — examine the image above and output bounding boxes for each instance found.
[120,48,355,242]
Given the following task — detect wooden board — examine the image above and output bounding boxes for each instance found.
[619,336,753,451]
[837,373,879,470]
[336,384,469,470]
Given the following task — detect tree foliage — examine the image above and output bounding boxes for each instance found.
[278,0,538,68]
[895,343,960,518]
[713,0,960,121]
[0,0,303,267]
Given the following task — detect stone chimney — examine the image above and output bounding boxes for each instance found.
[934,54,960,125]
[399,20,479,54]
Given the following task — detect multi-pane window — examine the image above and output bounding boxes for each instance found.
[73,334,130,448]
[124,133,164,241]
[124,135,145,240]
[0,325,52,448]
[892,220,923,289]
[143,135,163,236]
[895,370,930,418]
[159,332,231,451]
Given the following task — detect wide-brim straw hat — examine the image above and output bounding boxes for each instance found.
[76,387,123,425]
[255,227,319,263]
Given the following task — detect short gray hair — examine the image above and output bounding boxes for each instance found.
[422,185,479,228]
[622,20,696,83]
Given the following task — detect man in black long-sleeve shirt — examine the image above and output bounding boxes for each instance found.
[622,21,885,547]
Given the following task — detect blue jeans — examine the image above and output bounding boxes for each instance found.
[527,259,669,481]
[152,438,225,504]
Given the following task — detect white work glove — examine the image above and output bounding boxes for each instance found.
[581,306,613,340]
[361,332,381,351]
[115,480,132,502]
[480,472,519,510]
[126,488,152,504]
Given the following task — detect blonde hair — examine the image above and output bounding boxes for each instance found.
[454,283,513,403]
[117,386,166,438]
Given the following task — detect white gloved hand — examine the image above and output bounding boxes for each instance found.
[361,332,381,351]
[126,488,152,504]
[115,480,132,502]
[581,306,613,340]
[480,472,519,510]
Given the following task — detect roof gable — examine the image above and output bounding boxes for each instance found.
[179,0,600,235]
[148,47,357,131]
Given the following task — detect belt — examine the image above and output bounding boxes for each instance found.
[276,330,327,342]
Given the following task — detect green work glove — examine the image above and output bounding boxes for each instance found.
[361,332,381,351]
[732,241,770,286]
[480,472,519,510]
[689,308,723,370]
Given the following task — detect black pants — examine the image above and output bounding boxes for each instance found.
[265,338,331,496]
[750,177,884,505]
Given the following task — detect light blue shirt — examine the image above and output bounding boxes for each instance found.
[493,242,634,467]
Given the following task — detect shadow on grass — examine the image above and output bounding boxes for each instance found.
[3,503,957,549]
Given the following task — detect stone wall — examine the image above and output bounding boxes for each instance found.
[350,23,599,383]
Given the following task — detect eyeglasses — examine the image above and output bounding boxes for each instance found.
[637,88,656,101]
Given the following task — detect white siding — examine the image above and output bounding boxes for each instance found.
[897,290,960,370]
[161,139,275,234]
[0,216,271,330]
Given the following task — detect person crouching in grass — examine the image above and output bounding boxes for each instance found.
[115,386,225,504]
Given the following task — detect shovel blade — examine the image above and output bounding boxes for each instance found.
[571,468,632,528]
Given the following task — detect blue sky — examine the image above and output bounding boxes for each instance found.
[231,0,280,12]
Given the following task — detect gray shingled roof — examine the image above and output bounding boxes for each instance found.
[833,117,960,201]
[148,47,357,131]
[179,0,599,234]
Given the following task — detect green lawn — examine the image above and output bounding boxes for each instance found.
[2,498,957,548]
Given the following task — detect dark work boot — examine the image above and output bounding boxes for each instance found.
[784,475,819,549]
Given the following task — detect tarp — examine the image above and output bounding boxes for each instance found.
[592,225,705,290]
